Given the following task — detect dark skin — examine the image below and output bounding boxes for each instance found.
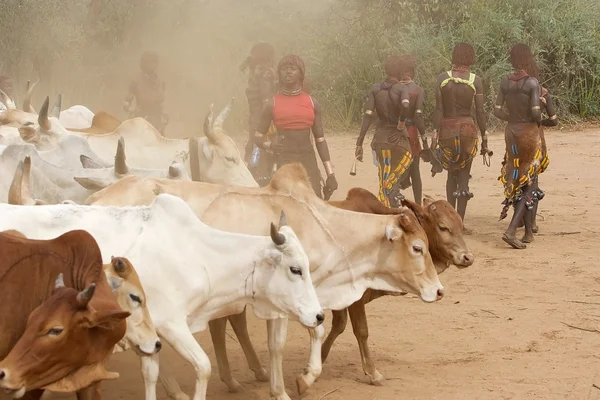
[494,73,542,248]
[526,87,558,232]
[255,64,338,199]
[432,69,487,225]
[404,81,428,205]
[355,81,410,160]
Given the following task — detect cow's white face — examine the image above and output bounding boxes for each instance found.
[104,257,161,356]
[255,222,324,328]
[196,135,258,187]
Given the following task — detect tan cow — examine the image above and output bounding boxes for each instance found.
[85,163,444,400]
[323,187,474,384]
[68,111,122,134]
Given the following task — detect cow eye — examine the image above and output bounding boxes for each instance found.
[289,266,302,276]
[47,327,64,336]
[412,245,423,254]
[130,294,142,304]
[225,156,236,163]
[439,225,449,232]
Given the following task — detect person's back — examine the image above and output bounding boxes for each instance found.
[500,74,539,123]
[438,69,476,118]
[123,51,168,134]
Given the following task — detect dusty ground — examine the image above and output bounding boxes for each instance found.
[57,127,600,399]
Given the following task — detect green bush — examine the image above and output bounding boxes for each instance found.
[0,0,598,135]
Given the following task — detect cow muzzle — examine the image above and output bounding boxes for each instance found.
[454,251,475,268]
[420,284,445,303]
[135,339,162,356]
[0,369,26,399]
[298,310,326,328]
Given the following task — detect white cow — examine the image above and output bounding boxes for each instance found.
[59,105,95,129]
[1,137,189,204]
[0,194,324,400]
[20,80,95,130]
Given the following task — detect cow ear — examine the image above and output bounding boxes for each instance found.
[18,125,37,142]
[108,276,123,290]
[385,220,404,243]
[73,177,111,191]
[80,155,104,169]
[88,310,130,330]
[422,195,435,208]
[401,198,425,221]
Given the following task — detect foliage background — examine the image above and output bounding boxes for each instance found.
[0,0,598,136]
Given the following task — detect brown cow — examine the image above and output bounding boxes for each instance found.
[323,187,474,385]
[0,230,130,399]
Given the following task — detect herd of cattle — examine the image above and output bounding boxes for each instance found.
[0,83,474,400]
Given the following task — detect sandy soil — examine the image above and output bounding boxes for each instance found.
[54,127,600,400]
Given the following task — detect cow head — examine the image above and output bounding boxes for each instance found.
[401,196,474,274]
[0,274,130,397]
[104,256,162,356]
[254,211,324,328]
[18,95,69,150]
[188,99,258,187]
[379,207,444,303]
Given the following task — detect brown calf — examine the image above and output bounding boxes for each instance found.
[0,230,130,399]
[322,187,474,385]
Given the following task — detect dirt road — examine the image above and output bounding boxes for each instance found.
[57,127,600,399]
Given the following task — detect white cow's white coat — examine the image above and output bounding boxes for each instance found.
[59,105,95,129]
[0,194,323,400]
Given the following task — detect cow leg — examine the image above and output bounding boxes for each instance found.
[296,324,325,395]
[321,308,348,363]
[228,310,269,381]
[39,391,52,400]
[75,383,101,400]
[348,300,384,385]
[158,321,212,400]
[208,317,243,392]
[267,318,290,400]
[157,357,190,400]
[22,390,45,400]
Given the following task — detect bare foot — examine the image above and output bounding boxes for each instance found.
[502,233,527,249]
[521,232,534,243]
[532,224,539,234]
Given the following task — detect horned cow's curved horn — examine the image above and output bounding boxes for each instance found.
[213,97,235,131]
[38,96,51,131]
[54,273,65,290]
[23,79,40,114]
[8,156,33,206]
[111,257,128,274]
[76,283,96,308]
[114,136,129,176]
[270,222,286,246]
[278,210,287,228]
[203,103,214,138]
[50,94,62,118]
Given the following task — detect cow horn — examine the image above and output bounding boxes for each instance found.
[23,79,39,114]
[50,94,62,118]
[38,96,52,131]
[76,283,96,308]
[111,257,127,273]
[203,103,214,138]
[278,210,287,228]
[213,97,235,131]
[168,164,180,179]
[270,222,286,246]
[8,156,34,206]
[54,273,65,290]
[114,137,128,176]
